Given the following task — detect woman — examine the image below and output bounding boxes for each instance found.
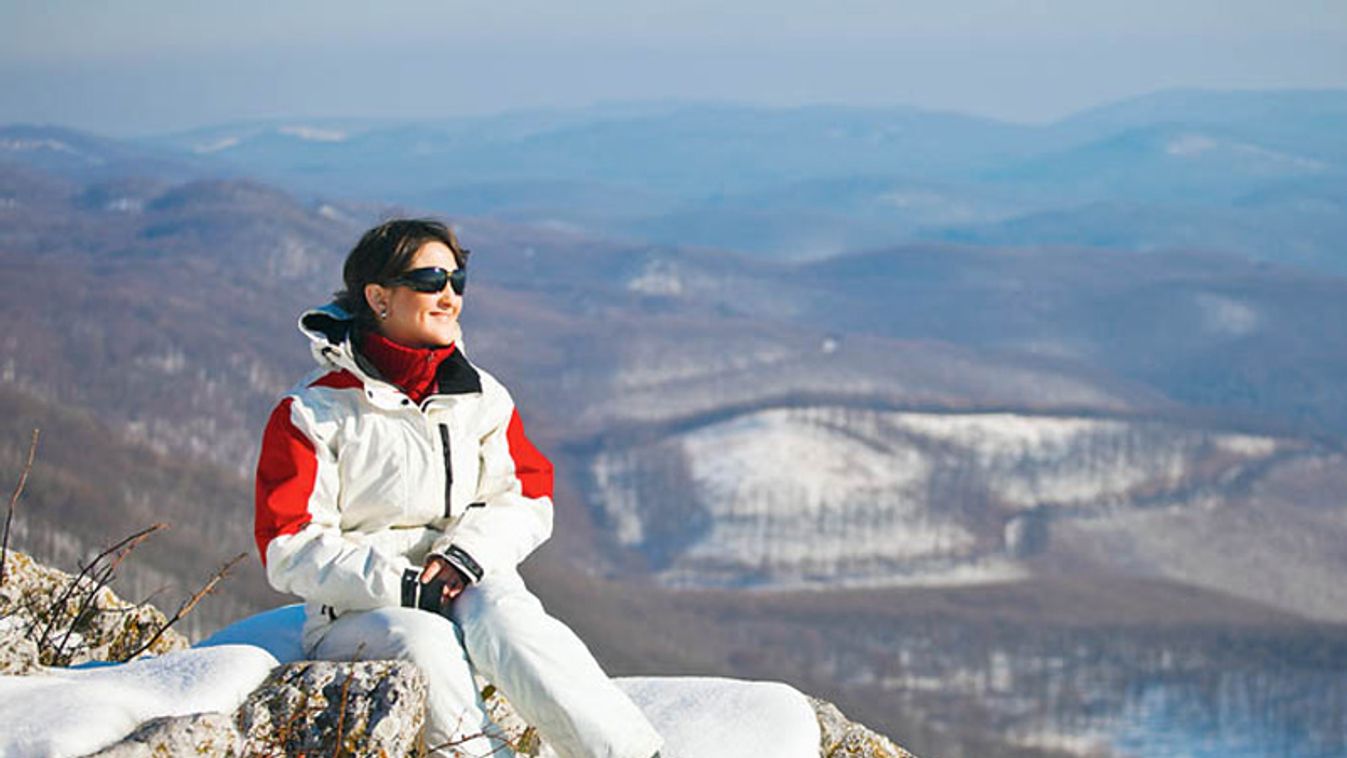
[254,218,663,757]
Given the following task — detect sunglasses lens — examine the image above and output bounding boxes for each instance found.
[407,269,448,292]
[392,267,466,295]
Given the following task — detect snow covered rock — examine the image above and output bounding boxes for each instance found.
[471,675,828,758]
[195,605,916,758]
[0,644,276,757]
[236,659,429,757]
[2,563,917,758]
[0,549,188,667]
[481,680,542,754]
[0,622,41,675]
[84,712,242,757]
[811,697,914,758]
[611,677,822,758]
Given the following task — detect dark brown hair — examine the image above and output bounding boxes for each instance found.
[333,218,469,326]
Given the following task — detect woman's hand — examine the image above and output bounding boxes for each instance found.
[420,555,469,607]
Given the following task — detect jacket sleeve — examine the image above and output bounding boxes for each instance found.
[254,395,412,610]
[432,389,554,581]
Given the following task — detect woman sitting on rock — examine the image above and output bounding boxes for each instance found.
[253,218,663,757]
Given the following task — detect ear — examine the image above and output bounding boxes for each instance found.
[364,283,390,315]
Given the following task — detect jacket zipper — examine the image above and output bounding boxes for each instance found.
[438,423,454,517]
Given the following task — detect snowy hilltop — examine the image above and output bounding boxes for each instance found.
[0,549,913,757]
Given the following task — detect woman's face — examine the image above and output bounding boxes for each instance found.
[364,241,463,348]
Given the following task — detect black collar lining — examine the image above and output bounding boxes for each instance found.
[436,348,482,395]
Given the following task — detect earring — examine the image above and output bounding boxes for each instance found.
[379,307,389,319]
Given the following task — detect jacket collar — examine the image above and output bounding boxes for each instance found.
[298,303,479,404]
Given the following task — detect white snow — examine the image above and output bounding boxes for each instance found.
[1165,134,1219,157]
[4,606,823,758]
[317,203,350,222]
[278,125,348,142]
[676,407,971,576]
[605,677,821,758]
[1165,133,1325,171]
[104,197,143,213]
[593,406,1289,589]
[1213,433,1279,457]
[0,138,79,155]
[627,258,685,296]
[192,136,241,153]
[1194,292,1260,337]
[0,644,277,757]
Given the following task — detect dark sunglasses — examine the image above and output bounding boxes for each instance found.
[386,266,467,295]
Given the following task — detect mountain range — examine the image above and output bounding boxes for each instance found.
[2,88,1345,757]
[123,89,1347,271]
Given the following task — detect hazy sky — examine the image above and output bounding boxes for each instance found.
[3,0,1345,135]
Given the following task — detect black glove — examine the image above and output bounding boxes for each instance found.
[401,568,452,617]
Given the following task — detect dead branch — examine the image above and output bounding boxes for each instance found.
[1,428,40,587]
[53,523,171,660]
[331,667,356,758]
[425,715,517,757]
[124,551,247,660]
[35,522,166,653]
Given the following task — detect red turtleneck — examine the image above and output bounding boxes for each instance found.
[360,330,457,405]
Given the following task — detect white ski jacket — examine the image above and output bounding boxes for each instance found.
[254,303,554,619]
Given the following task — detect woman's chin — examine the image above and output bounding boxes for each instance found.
[425,325,459,347]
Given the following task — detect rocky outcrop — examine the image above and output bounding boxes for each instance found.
[3,550,918,757]
[0,549,188,668]
[0,623,41,675]
[480,681,543,755]
[237,659,430,756]
[80,663,917,758]
[81,660,433,757]
[86,713,243,758]
[811,697,915,758]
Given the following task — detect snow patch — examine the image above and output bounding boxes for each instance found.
[6,603,822,758]
[1165,134,1219,157]
[104,197,143,213]
[1165,133,1325,171]
[193,136,241,154]
[612,343,793,392]
[1213,433,1278,457]
[270,234,323,278]
[610,677,820,758]
[278,125,348,143]
[627,259,684,296]
[0,645,277,757]
[139,347,187,374]
[1008,727,1113,756]
[593,407,1290,589]
[1195,293,1260,337]
[1,138,78,155]
[317,203,349,222]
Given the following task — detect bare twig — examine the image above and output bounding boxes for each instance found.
[426,713,517,757]
[35,522,166,653]
[123,551,246,660]
[54,524,169,660]
[1,428,40,587]
[51,560,115,662]
[134,586,172,610]
[274,678,320,751]
[331,667,357,758]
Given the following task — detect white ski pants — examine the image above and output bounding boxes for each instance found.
[307,568,663,758]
